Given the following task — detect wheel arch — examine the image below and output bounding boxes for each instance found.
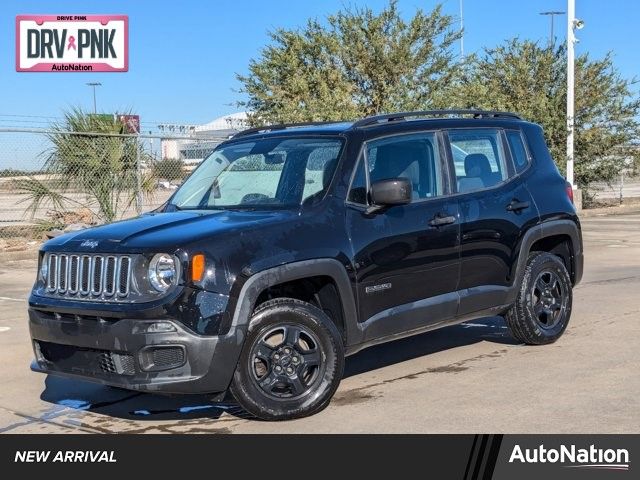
[509,219,583,303]
[230,259,359,347]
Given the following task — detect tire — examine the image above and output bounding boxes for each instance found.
[230,298,344,420]
[505,252,573,345]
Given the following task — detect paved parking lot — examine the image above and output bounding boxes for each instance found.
[0,212,638,433]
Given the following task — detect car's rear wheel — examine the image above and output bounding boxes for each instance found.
[505,252,573,345]
[230,298,344,420]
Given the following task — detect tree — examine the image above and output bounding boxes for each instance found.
[152,158,186,182]
[237,0,462,124]
[17,108,156,223]
[455,39,640,190]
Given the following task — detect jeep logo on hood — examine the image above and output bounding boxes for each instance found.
[80,240,99,249]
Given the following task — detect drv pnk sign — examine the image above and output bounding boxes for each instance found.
[16,15,128,72]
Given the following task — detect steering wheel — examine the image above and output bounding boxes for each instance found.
[240,193,271,204]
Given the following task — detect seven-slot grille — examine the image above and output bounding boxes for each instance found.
[45,254,132,300]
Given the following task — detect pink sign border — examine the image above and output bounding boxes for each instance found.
[15,14,129,72]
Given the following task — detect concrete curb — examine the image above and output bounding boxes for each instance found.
[579,203,640,218]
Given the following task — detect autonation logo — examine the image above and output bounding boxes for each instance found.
[509,444,630,471]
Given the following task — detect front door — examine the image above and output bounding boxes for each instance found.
[346,131,461,340]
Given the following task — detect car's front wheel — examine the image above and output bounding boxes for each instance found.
[505,252,573,345]
[230,298,344,420]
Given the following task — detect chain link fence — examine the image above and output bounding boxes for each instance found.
[1,127,638,244]
[590,173,640,205]
[0,128,229,242]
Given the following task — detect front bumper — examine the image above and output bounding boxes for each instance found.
[28,304,244,394]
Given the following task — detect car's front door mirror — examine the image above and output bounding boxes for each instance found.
[367,178,412,214]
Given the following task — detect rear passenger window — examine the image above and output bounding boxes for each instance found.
[506,130,529,173]
[448,128,509,193]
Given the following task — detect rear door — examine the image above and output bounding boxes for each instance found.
[446,127,538,315]
[346,131,461,334]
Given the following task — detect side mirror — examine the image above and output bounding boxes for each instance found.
[367,178,412,214]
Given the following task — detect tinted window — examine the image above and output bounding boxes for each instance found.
[448,128,509,193]
[365,132,443,201]
[506,130,529,173]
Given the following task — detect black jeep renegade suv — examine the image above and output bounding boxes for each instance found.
[29,110,583,420]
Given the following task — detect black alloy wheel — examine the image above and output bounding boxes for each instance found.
[531,270,568,330]
[249,324,323,399]
[505,252,573,345]
[230,298,344,420]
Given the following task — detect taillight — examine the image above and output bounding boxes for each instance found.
[566,182,574,204]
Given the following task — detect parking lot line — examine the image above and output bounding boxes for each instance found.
[0,296,25,302]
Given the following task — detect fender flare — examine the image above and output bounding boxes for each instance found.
[229,258,359,346]
[508,219,583,303]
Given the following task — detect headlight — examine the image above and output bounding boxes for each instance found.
[148,253,178,292]
[39,253,49,282]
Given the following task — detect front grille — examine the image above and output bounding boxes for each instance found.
[98,352,135,375]
[37,341,135,376]
[45,253,132,301]
[35,310,120,324]
[98,352,117,373]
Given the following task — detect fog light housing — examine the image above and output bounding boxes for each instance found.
[139,345,186,372]
[133,321,177,334]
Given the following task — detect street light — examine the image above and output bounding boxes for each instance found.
[86,82,102,114]
[459,0,464,59]
[539,11,565,47]
[566,0,584,190]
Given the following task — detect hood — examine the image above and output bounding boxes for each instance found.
[43,209,298,253]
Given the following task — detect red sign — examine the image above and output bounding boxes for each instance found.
[119,114,140,134]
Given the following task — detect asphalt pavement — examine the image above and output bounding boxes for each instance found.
[0,212,638,433]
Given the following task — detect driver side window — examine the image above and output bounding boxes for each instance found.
[348,132,444,204]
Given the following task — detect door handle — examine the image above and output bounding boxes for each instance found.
[506,199,530,212]
[429,214,457,227]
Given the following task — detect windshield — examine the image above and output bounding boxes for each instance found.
[169,137,343,210]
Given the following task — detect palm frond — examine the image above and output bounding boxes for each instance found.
[14,177,79,219]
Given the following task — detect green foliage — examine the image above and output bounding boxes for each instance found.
[237,0,462,124]
[16,108,156,223]
[455,39,640,187]
[237,1,640,189]
[152,158,186,181]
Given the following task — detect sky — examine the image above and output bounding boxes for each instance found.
[0,0,639,132]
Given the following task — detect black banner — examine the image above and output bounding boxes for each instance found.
[0,434,635,478]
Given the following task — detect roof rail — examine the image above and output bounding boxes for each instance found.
[352,109,522,128]
[232,120,342,139]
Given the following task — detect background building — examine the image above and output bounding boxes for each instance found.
[159,112,248,164]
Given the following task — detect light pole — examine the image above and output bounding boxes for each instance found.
[566,0,584,189]
[540,11,565,47]
[459,0,464,59]
[86,82,102,114]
